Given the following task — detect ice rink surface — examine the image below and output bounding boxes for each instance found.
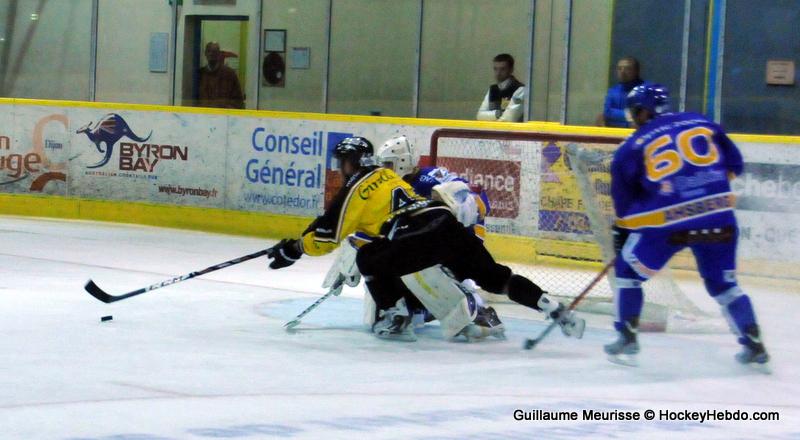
[0,216,798,439]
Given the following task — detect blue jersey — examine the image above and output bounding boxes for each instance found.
[412,166,466,197]
[611,112,743,231]
[410,166,491,238]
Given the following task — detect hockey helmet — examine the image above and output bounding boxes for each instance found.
[625,83,671,121]
[377,135,415,177]
[333,136,376,172]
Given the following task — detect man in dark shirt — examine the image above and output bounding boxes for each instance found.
[198,42,244,109]
[597,56,645,128]
[476,53,525,122]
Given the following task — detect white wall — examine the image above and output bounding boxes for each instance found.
[418,0,533,121]
[566,0,613,126]
[327,0,419,117]
[0,0,614,123]
[0,0,93,100]
[531,0,571,122]
[95,0,173,105]
[259,0,328,113]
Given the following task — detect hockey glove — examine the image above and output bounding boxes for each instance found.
[612,225,631,254]
[268,239,303,270]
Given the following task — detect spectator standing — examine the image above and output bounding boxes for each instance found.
[477,54,525,122]
[198,42,245,109]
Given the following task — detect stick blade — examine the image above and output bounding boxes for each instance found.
[84,279,114,303]
[284,319,300,330]
[523,338,539,350]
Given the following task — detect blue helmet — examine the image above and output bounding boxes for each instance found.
[625,84,670,119]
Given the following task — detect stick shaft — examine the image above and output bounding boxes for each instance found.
[564,260,615,312]
[525,260,615,349]
[85,248,273,303]
[285,276,344,328]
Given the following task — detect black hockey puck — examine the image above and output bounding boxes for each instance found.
[101,315,113,322]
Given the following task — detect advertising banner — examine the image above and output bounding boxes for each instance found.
[732,143,800,262]
[0,106,71,195]
[226,117,340,216]
[68,109,226,207]
[434,137,536,236]
[537,141,595,237]
[0,100,798,272]
[226,117,438,217]
[436,156,521,219]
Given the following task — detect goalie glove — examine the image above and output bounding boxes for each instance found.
[431,181,479,227]
[322,238,361,292]
[267,239,303,270]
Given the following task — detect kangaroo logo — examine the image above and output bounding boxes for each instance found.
[76,113,152,168]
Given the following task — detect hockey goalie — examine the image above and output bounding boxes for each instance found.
[266,136,585,342]
[368,135,500,340]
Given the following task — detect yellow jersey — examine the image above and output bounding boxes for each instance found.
[301,167,432,256]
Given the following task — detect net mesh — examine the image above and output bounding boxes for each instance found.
[430,129,709,329]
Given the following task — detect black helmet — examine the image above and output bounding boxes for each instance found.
[333,136,376,170]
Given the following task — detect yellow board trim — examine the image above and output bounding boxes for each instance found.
[2,97,798,144]
[0,97,565,133]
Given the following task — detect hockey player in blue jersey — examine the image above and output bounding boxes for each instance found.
[605,84,768,367]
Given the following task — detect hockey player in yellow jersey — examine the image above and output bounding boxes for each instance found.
[301,164,429,257]
[266,136,430,262]
[267,136,585,341]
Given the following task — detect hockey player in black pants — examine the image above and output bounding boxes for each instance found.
[267,136,585,341]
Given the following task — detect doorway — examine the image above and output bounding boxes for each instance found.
[181,15,249,108]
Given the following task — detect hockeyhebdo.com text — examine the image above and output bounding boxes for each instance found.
[512,408,780,423]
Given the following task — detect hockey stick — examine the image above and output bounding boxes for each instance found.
[84,247,275,304]
[524,260,614,350]
[284,275,345,330]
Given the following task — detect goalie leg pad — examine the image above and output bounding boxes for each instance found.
[401,265,477,340]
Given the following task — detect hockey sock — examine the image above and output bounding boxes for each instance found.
[713,287,757,343]
[506,274,545,310]
[614,278,643,332]
[365,277,408,311]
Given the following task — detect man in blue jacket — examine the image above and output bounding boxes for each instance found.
[597,57,645,128]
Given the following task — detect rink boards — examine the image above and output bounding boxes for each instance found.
[0,98,799,277]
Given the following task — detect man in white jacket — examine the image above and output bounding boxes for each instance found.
[476,53,526,122]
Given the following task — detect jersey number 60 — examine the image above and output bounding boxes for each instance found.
[644,126,720,182]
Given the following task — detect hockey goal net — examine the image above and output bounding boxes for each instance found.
[429,128,710,330]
